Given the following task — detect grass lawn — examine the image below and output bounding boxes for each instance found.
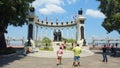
[39,47,53,51]
[66,47,73,51]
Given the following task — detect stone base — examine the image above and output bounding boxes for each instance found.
[77,40,84,47]
[27,47,94,58]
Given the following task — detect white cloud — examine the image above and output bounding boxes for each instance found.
[67,0,77,4]
[32,0,65,15]
[86,9,106,18]
[32,0,64,8]
[39,4,66,15]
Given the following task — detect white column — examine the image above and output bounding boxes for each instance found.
[61,28,64,38]
[46,27,47,37]
[67,28,69,38]
[76,22,81,41]
[76,24,78,41]
[78,24,81,40]
[66,27,68,39]
[51,28,53,41]
[72,27,74,39]
[40,27,42,40]
[36,25,38,41]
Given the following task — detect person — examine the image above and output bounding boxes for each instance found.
[58,29,61,41]
[63,41,66,49]
[60,43,66,50]
[111,45,116,56]
[102,45,108,63]
[23,40,31,55]
[115,43,118,48]
[72,44,82,67]
[23,41,28,55]
[57,46,63,65]
[74,42,77,47]
[72,43,74,49]
[53,30,57,41]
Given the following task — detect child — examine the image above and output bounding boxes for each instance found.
[57,47,63,65]
[60,44,66,50]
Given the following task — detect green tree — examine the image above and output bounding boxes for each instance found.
[67,38,76,43]
[41,37,51,46]
[0,0,35,48]
[97,0,120,34]
[61,37,68,42]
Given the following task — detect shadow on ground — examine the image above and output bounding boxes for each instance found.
[0,54,26,67]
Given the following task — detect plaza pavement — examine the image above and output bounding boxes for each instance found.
[27,46,94,58]
[0,50,120,68]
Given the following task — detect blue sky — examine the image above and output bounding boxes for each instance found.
[5,0,120,43]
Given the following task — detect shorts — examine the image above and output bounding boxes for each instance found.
[57,56,62,59]
[74,56,80,62]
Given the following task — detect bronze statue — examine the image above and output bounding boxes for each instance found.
[53,29,62,41]
[54,29,57,41]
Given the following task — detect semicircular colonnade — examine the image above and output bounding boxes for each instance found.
[27,6,86,46]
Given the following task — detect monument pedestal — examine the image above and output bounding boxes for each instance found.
[52,41,64,45]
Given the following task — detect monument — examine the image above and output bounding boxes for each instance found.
[53,29,57,41]
[58,29,62,41]
[53,29,62,41]
[28,8,86,47]
[26,8,95,58]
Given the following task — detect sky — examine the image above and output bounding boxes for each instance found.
[5,0,120,44]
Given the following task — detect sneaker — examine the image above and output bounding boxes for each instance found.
[78,65,80,67]
[59,63,63,65]
[74,64,78,67]
[102,60,105,62]
[57,63,59,66]
[78,64,80,66]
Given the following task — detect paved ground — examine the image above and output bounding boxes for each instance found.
[0,50,120,68]
[27,47,94,58]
